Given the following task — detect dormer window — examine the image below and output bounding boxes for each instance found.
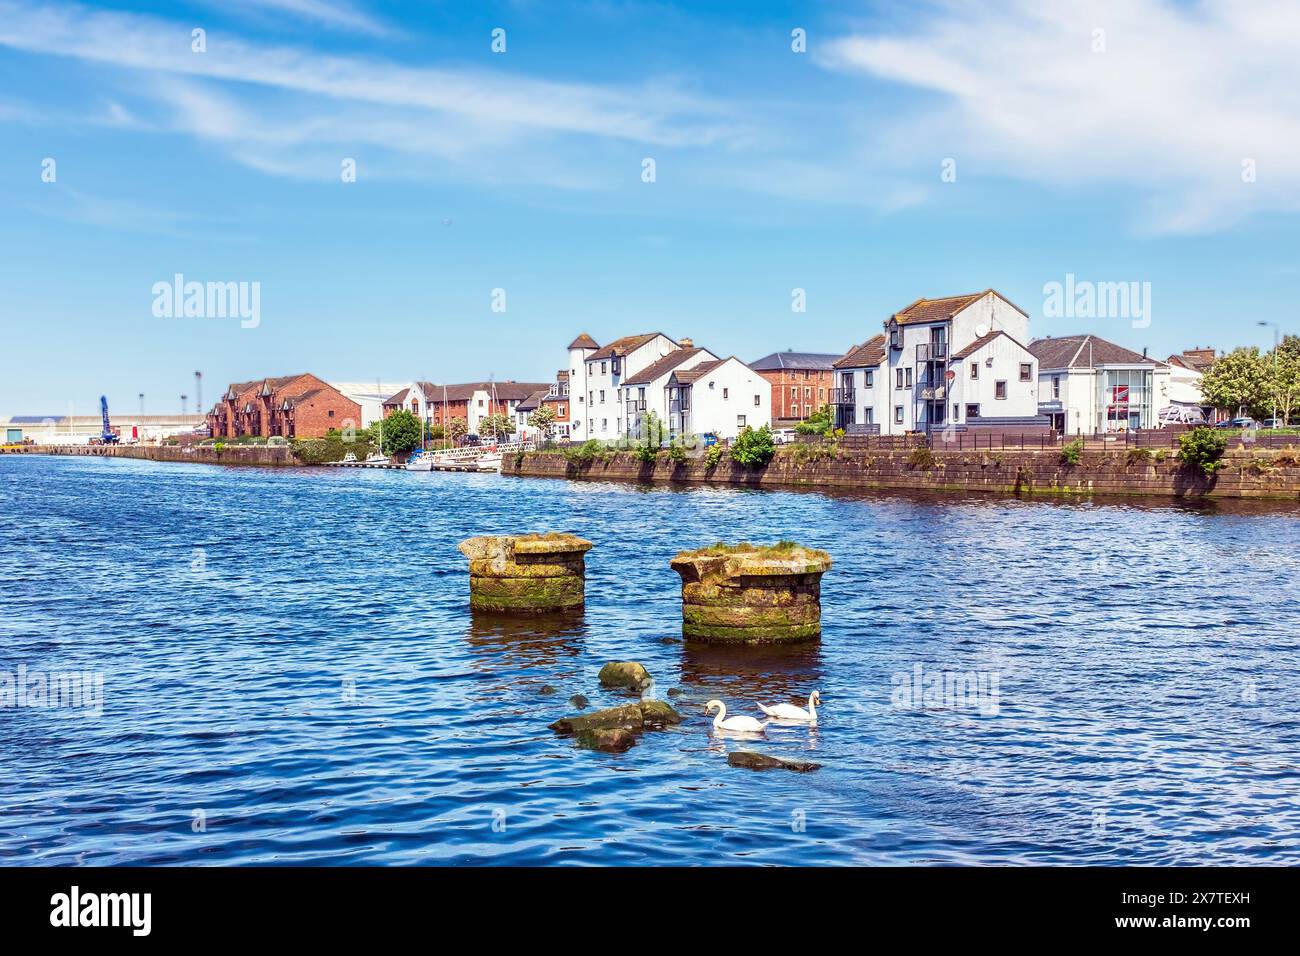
[611,358,620,375]
[889,320,901,350]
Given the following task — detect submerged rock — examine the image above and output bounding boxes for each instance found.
[539,684,557,695]
[598,661,652,690]
[549,703,644,735]
[727,751,822,773]
[549,700,684,736]
[569,693,590,709]
[576,728,637,753]
[666,687,684,698]
[639,700,685,729]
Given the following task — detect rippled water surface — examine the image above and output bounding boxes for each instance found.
[2,454,1298,865]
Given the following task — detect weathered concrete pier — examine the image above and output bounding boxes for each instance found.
[458,533,593,614]
[670,542,832,643]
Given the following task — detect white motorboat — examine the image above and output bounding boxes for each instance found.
[405,450,433,471]
[341,452,357,463]
[364,451,390,465]
[475,451,502,472]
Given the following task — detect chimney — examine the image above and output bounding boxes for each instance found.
[679,337,693,349]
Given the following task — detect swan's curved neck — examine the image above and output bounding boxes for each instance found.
[807,694,817,719]
[712,703,726,727]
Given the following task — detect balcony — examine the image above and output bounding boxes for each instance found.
[626,399,646,414]
[916,342,948,363]
[831,388,856,405]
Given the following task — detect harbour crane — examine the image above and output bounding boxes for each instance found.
[100,395,120,444]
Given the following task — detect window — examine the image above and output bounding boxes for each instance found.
[599,390,605,403]
[601,419,607,430]
[896,369,904,389]
[737,415,746,428]
[588,391,593,405]
[804,387,811,399]
[638,387,645,399]
[953,404,959,421]
[865,370,874,388]
[865,408,874,425]
[1020,363,1032,382]
[328,409,334,418]
[970,362,979,380]
[804,404,812,416]
[966,404,980,419]
[995,381,1007,400]
[905,368,913,388]
[790,386,798,398]
[601,362,607,374]
[723,388,729,399]
[819,387,825,401]
[478,398,484,407]
[559,405,566,416]
[1052,376,1061,399]
[754,394,761,406]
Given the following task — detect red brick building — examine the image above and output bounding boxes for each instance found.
[749,351,841,424]
[381,381,552,437]
[207,374,362,439]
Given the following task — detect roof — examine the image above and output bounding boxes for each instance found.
[1028,334,1155,370]
[622,348,711,385]
[386,381,554,404]
[833,334,886,369]
[568,333,599,350]
[673,359,725,384]
[588,333,667,361]
[515,388,550,413]
[890,289,1027,326]
[1167,348,1216,371]
[749,351,841,371]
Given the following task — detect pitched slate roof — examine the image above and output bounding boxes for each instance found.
[622,348,711,385]
[832,334,886,369]
[1167,348,1217,371]
[588,333,666,361]
[568,333,599,350]
[515,388,550,413]
[384,381,553,405]
[891,289,1027,326]
[749,351,841,371]
[1028,334,1155,370]
[949,329,1034,360]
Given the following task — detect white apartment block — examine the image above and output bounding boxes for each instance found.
[831,290,1040,434]
[1029,335,1172,434]
[566,332,770,441]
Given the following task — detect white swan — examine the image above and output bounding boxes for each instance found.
[706,699,766,734]
[759,690,820,724]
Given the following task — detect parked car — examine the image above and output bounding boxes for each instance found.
[1215,417,1257,430]
[460,433,482,447]
[1157,405,1206,426]
[1260,417,1287,429]
[772,428,797,444]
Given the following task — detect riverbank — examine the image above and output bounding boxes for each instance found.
[7,443,298,466]
[503,445,1300,500]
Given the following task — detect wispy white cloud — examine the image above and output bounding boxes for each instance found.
[0,0,738,147]
[819,0,1300,234]
[214,0,392,37]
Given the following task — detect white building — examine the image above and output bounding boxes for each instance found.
[331,382,408,427]
[1166,348,1219,418]
[1028,334,1171,434]
[666,357,771,440]
[2,413,205,445]
[831,290,1040,434]
[565,332,770,441]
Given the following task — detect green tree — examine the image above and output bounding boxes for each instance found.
[448,416,467,443]
[479,412,513,439]
[1178,426,1228,476]
[527,405,557,436]
[795,403,834,436]
[1200,347,1269,418]
[380,409,422,455]
[730,425,776,468]
[1266,349,1300,425]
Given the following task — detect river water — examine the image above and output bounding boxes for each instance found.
[2,454,1297,865]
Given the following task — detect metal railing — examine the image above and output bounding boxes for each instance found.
[830,388,856,405]
[916,342,948,363]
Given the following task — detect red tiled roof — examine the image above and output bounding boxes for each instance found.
[891,289,1027,326]
[949,329,1034,360]
[832,334,886,369]
[588,333,666,361]
[568,333,599,350]
[673,359,725,384]
[622,348,711,385]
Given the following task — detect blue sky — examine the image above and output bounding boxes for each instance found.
[1,0,1298,413]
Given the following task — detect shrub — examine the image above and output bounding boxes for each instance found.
[1154,449,1168,463]
[1177,426,1228,476]
[704,443,725,468]
[563,439,603,463]
[730,425,776,468]
[907,446,935,470]
[1126,447,1152,465]
[794,404,834,436]
[668,443,688,463]
[1060,439,1084,465]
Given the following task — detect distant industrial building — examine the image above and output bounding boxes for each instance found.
[2,413,205,445]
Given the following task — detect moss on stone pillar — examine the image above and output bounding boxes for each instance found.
[458,532,593,614]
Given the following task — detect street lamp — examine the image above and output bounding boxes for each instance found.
[1258,320,1279,425]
